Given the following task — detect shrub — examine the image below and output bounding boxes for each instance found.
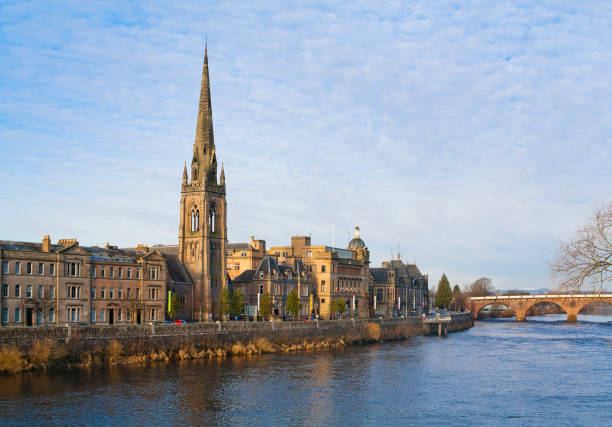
[0,345,25,375]
[30,340,53,369]
[105,340,123,364]
[254,337,276,353]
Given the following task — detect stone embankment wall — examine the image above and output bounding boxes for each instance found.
[0,315,472,375]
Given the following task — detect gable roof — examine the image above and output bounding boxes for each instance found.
[370,268,390,284]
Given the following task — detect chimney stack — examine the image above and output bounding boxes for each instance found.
[42,235,51,253]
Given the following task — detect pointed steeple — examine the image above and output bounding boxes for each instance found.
[220,163,225,186]
[182,161,188,183]
[193,42,215,181]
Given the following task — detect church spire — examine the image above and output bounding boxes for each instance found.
[182,161,188,183]
[220,163,225,186]
[193,42,215,177]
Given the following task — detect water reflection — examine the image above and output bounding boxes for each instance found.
[0,315,610,425]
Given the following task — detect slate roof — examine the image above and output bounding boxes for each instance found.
[227,242,251,250]
[85,246,142,263]
[233,270,255,283]
[163,253,193,285]
[255,256,282,276]
[0,240,59,253]
[370,268,390,284]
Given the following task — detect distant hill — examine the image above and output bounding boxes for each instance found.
[496,288,551,295]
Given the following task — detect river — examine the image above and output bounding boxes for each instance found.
[0,314,610,426]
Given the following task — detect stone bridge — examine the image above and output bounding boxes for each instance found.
[470,294,612,322]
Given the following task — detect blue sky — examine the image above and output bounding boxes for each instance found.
[1,1,611,290]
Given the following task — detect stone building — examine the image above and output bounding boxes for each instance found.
[231,256,312,320]
[370,257,429,318]
[226,236,266,280]
[177,45,228,321]
[268,227,371,320]
[0,237,167,326]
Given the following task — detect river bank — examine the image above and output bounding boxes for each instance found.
[0,314,472,375]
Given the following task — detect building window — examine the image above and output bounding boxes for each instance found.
[101,309,106,322]
[136,268,141,279]
[91,287,96,299]
[117,309,122,322]
[110,267,114,279]
[38,285,43,298]
[377,289,383,302]
[148,287,159,300]
[2,284,7,297]
[150,309,158,321]
[101,267,106,278]
[180,295,186,306]
[49,308,55,323]
[37,310,43,324]
[68,285,81,299]
[118,288,123,299]
[135,288,140,299]
[321,298,325,303]
[66,262,80,277]
[1,308,7,323]
[259,272,264,279]
[50,285,55,298]
[127,309,132,322]
[27,262,32,275]
[91,266,97,278]
[127,288,132,299]
[307,251,312,257]
[109,288,114,299]
[68,307,81,323]
[15,308,21,323]
[118,267,122,278]
[49,263,55,276]
[38,263,44,275]
[226,251,233,257]
[1,261,7,274]
[148,266,159,280]
[127,267,131,279]
[91,309,96,323]
[259,285,264,294]
[321,265,326,273]
[321,281,326,293]
[15,285,20,298]
[241,251,247,257]
[191,208,200,232]
[15,262,20,274]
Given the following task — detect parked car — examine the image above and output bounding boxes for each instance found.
[173,319,185,324]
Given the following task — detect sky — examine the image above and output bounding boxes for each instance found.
[1,1,611,290]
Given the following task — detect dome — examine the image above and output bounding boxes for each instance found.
[348,226,366,249]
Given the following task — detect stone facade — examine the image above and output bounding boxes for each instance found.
[0,237,168,326]
[178,46,228,321]
[232,256,312,320]
[370,258,429,318]
[226,236,266,280]
[268,228,371,320]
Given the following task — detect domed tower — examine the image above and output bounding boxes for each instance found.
[348,226,365,250]
[348,226,369,262]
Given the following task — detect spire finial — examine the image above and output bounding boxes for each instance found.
[220,162,225,185]
[182,161,188,182]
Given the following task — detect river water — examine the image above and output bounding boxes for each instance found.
[1,314,610,426]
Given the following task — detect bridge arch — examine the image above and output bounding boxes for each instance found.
[577,300,612,316]
[474,302,514,319]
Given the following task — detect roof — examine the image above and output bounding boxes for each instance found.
[405,264,423,278]
[255,256,282,276]
[348,237,366,249]
[233,270,255,283]
[370,268,390,284]
[163,253,193,285]
[0,240,53,252]
[227,242,251,250]
[85,246,143,263]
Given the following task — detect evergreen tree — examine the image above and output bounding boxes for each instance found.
[259,292,271,320]
[229,289,244,319]
[337,297,347,318]
[435,274,453,308]
[219,287,231,320]
[168,294,182,320]
[286,289,302,319]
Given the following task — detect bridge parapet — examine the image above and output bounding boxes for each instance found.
[469,294,612,323]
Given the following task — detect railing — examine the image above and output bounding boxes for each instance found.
[471,293,612,301]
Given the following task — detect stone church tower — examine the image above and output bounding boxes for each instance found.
[178,45,227,321]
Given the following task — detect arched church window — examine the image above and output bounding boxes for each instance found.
[209,208,216,233]
[191,208,199,232]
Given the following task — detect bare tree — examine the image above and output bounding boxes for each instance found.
[468,277,494,297]
[551,203,612,292]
